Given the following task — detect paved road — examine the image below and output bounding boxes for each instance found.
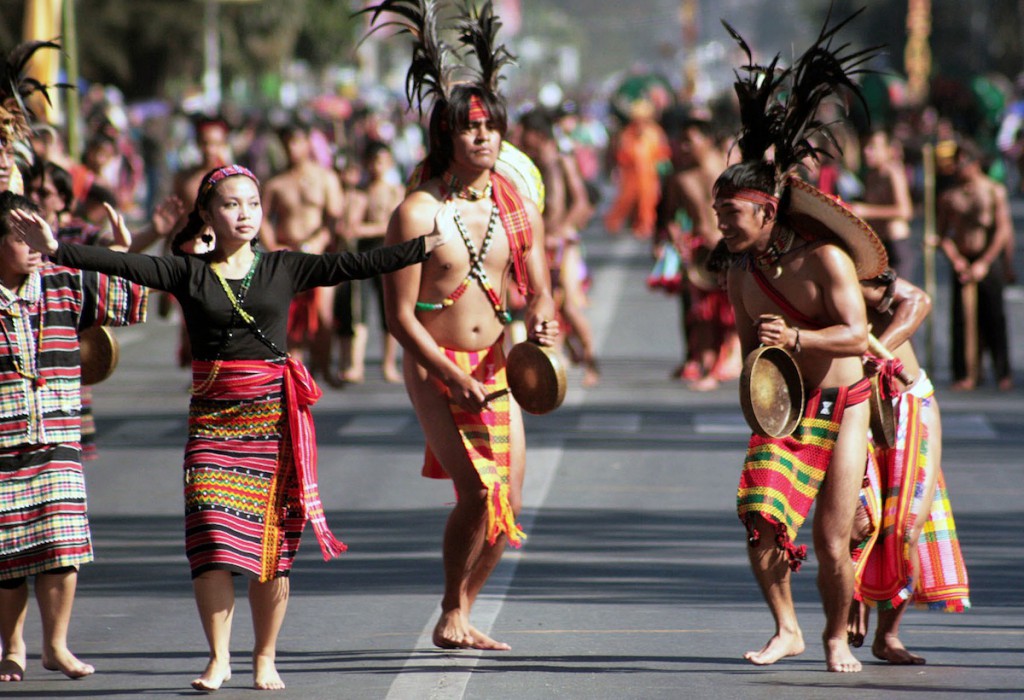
[7,222,1024,699]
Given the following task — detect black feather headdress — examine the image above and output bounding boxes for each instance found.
[722,5,881,189]
[456,0,515,94]
[1,40,65,144]
[357,0,459,117]
[358,0,515,118]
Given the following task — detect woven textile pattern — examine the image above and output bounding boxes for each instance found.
[0,443,92,579]
[422,340,525,547]
[184,361,303,582]
[738,378,871,571]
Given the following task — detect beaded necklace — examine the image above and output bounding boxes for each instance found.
[192,251,271,394]
[0,304,45,389]
[443,171,493,201]
[752,226,796,279]
[415,201,511,324]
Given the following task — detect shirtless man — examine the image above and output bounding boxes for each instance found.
[262,124,345,378]
[341,141,406,384]
[937,139,1013,391]
[662,115,738,390]
[851,129,915,281]
[847,269,970,665]
[716,163,873,673]
[518,109,599,386]
[385,85,557,651]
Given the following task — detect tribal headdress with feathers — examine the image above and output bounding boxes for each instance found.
[359,0,538,300]
[359,0,515,173]
[714,6,889,280]
[719,6,880,195]
[1,40,65,148]
[1,40,67,194]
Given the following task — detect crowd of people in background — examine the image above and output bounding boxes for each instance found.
[7,69,1018,393]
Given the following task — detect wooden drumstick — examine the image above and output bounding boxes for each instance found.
[962,280,979,386]
[484,388,510,402]
[866,332,913,385]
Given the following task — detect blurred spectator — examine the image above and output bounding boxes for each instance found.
[604,99,670,239]
[851,129,916,283]
[937,139,1014,392]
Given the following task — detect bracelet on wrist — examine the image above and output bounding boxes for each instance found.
[792,327,801,354]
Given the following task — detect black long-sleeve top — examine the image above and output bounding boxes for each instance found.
[53,238,428,361]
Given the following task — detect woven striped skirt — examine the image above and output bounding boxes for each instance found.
[0,443,92,580]
[854,373,970,612]
[185,360,306,582]
[737,377,872,571]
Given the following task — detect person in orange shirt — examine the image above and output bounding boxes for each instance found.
[604,100,670,239]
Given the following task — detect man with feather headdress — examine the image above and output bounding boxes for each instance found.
[363,0,557,650]
[715,10,888,672]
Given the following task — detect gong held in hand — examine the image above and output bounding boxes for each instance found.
[79,326,120,385]
[740,315,805,438]
[485,341,568,415]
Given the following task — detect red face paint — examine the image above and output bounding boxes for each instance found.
[468,95,490,123]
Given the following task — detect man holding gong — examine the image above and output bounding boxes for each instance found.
[715,12,888,673]
[366,1,558,651]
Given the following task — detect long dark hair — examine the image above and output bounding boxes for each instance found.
[426,84,508,175]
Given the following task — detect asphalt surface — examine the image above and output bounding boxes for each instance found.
[5,215,1024,699]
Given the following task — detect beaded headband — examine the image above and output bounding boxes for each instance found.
[198,164,259,206]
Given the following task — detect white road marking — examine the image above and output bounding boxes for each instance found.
[694,412,750,434]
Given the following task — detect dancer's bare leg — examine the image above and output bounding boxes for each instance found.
[743,516,805,665]
[342,324,368,383]
[873,400,942,665]
[560,248,600,387]
[814,401,868,673]
[0,581,28,681]
[405,356,512,651]
[460,402,526,651]
[191,570,234,691]
[381,334,401,383]
[310,286,337,382]
[250,576,289,689]
[36,570,93,678]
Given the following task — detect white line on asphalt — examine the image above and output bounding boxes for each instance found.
[384,236,635,700]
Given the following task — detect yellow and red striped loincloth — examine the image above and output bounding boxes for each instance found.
[854,373,970,612]
[738,377,871,571]
[422,339,525,547]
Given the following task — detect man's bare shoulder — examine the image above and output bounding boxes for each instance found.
[675,168,714,205]
[264,171,289,191]
[392,183,444,237]
[802,240,858,278]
